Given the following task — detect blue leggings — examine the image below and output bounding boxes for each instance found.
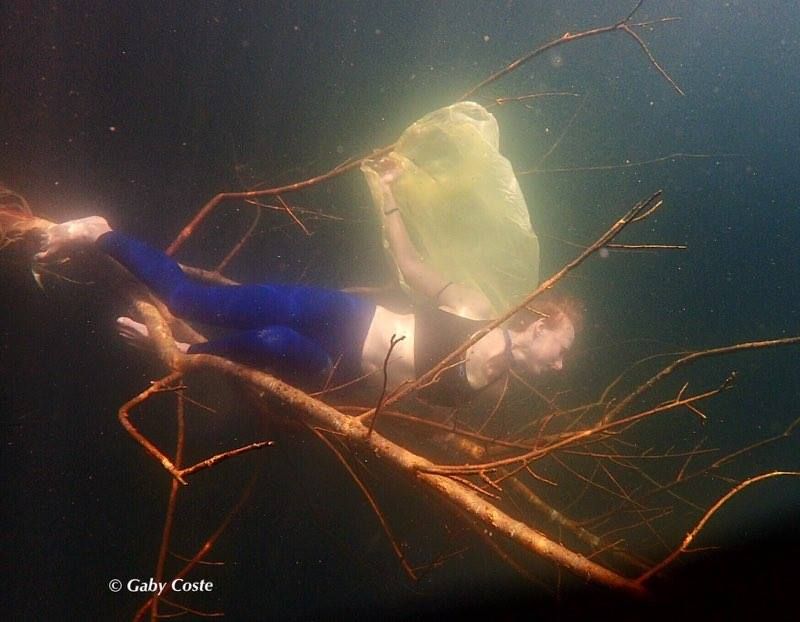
[98,232,376,387]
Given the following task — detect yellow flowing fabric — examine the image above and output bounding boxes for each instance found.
[361,102,539,315]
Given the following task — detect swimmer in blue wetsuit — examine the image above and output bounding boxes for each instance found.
[35,166,579,404]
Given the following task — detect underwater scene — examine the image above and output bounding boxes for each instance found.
[2,1,799,620]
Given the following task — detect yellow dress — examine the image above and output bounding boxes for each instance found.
[362,102,539,316]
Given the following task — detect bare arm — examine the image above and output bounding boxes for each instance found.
[375,166,494,320]
[378,180,446,299]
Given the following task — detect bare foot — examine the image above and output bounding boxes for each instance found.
[34,216,111,262]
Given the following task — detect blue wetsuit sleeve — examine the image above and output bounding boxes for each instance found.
[187,326,333,388]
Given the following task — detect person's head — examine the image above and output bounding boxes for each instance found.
[505,291,583,376]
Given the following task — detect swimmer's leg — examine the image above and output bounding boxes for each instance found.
[116,316,330,387]
[97,231,375,364]
[187,326,332,388]
[97,231,191,301]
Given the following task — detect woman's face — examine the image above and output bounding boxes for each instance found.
[518,316,575,375]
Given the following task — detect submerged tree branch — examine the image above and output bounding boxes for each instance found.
[129,299,647,596]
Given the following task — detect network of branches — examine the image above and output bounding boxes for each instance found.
[2,3,798,620]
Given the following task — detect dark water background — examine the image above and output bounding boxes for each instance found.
[2,1,799,619]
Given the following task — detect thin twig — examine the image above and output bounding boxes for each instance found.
[636,471,800,584]
[490,91,581,107]
[276,194,311,236]
[604,338,800,423]
[460,10,680,100]
[134,473,259,621]
[421,381,727,476]
[215,207,262,273]
[310,427,418,580]
[520,153,743,176]
[151,391,186,622]
[367,334,406,437]
[179,441,274,478]
[118,372,187,485]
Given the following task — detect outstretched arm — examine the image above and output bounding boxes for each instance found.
[373,161,494,320]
